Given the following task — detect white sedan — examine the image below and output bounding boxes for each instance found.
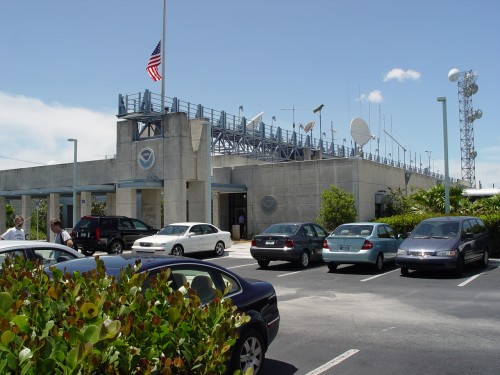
[131,222,233,257]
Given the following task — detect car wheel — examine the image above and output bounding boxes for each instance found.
[327,262,338,272]
[214,241,225,256]
[400,266,409,276]
[454,254,464,277]
[257,259,270,269]
[297,251,310,269]
[108,240,124,254]
[80,248,95,256]
[230,329,265,375]
[478,249,489,268]
[374,253,384,272]
[170,245,184,256]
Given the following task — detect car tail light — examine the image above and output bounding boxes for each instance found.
[323,239,329,249]
[251,239,256,246]
[285,238,295,248]
[361,240,373,249]
[95,227,100,240]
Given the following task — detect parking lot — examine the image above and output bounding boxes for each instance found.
[205,242,500,375]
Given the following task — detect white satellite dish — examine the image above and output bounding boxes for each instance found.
[304,121,315,133]
[448,68,460,82]
[349,117,371,146]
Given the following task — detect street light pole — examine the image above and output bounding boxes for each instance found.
[437,97,450,215]
[67,138,78,227]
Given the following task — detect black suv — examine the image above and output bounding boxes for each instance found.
[71,216,158,255]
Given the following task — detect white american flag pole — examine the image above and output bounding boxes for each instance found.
[161,0,166,114]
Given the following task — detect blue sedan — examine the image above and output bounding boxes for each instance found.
[322,222,403,272]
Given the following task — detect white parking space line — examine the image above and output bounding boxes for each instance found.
[277,271,302,277]
[303,349,360,375]
[360,268,399,282]
[227,263,258,269]
[458,273,484,287]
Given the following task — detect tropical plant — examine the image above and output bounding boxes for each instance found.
[0,256,248,374]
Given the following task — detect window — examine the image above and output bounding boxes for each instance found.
[132,219,149,230]
[200,224,216,235]
[385,226,397,239]
[33,247,75,266]
[313,224,328,237]
[118,219,133,230]
[303,225,316,237]
[190,225,203,235]
[377,226,388,238]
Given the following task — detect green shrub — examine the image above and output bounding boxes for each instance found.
[317,185,357,231]
[0,256,249,374]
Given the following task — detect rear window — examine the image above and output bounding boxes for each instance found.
[262,224,299,235]
[74,218,98,231]
[331,225,373,236]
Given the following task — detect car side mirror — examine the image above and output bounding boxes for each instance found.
[464,232,474,239]
[188,232,196,237]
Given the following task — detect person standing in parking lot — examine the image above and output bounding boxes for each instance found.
[1,215,26,240]
[50,218,74,247]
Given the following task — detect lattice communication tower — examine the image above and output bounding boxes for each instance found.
[449,69,482,187]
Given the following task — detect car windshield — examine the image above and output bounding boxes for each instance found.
[158,225,188,236]
[410,221,460,239]
[262,224,299,235]
[331,225,373,236]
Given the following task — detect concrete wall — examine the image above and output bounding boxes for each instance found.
[212,157,439,235]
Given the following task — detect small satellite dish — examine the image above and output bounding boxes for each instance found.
[448,68,460,82]
[304,121,315,132]
[350,117,371,146]
[475,109,483,120]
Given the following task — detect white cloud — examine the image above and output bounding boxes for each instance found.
[383,68,421,82]
[0,92,117,170]
[358,90,383,104]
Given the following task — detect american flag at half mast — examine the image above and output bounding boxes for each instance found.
[146,41,162,81]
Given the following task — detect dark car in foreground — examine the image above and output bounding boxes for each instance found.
[396,216,490,277]
[322,222,403,272]
[250,222,329,268]
[0,240,83,268]
[71,216,158,255]
[47,254,279,375]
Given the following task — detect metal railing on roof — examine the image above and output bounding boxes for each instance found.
[117,90,448,180]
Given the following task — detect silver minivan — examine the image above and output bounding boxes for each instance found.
[396,216,490,277]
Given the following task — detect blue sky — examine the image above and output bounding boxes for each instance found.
[1,0,499,188]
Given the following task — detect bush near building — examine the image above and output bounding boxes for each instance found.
[0,257,248,375]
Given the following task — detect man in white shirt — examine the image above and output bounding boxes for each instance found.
[1,215,26,240]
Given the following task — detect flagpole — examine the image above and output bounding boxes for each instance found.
[161,0,166,114]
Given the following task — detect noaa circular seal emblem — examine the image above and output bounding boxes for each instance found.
[138,148,155,170]
[261,195,277,213]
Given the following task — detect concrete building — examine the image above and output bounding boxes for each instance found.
[0,97,451,240]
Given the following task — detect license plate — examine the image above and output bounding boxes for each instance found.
[340,245,350,251]
[265,240,275,245]
[80,233,87,238]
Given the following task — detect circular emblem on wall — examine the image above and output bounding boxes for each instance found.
[138,147,155,170]
[261,195,277,213]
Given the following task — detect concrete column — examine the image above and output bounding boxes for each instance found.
[106,193,116,215]
[212,192,220,228]
[116,188,137,217]
[80,191,92,216]
[141,189,161,229]
[21,195,32,240]
[48,193,60,242]
[164,179,186,224]
[0,196,6,234]
[187,181,207,223]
